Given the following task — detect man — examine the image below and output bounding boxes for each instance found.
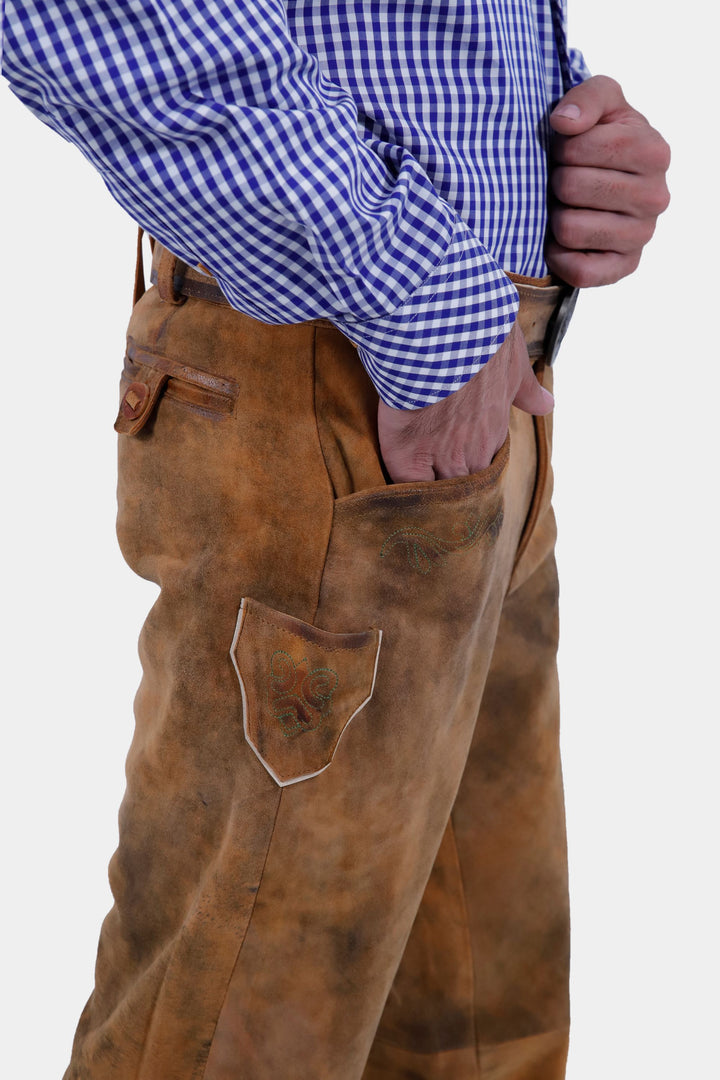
[1,3,669,1078]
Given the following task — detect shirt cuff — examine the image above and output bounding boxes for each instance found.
[568,46,591,86]
[333,219,519,409]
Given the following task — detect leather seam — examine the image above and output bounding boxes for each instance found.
[310,325,343,625]
[249,612,373,653]
[373,1023,568,1056]
[447,814,481,1077]
[197,791,284,1080]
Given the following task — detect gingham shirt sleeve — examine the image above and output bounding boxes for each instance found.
[567,46,590,86]
[1,0,519,409]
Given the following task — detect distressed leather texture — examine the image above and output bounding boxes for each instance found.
[64,247,570,1080]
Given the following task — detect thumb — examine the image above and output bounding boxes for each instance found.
[512,363,554,417]
[549,74,628,135]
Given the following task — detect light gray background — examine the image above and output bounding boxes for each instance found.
[1,2,717,1076]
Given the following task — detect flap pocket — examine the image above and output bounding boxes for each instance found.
[114,366,169,435]
[231,598,382,786]
[115,340,240,434]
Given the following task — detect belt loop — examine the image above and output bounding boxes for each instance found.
[156,243,186,306]
[133,227,146,308]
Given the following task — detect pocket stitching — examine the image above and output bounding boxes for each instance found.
[230,598,383,788]
[249,612,374,653]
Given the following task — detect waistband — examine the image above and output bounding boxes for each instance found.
[143,235,577,366]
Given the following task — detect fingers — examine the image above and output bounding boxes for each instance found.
[549,204,657,254]
[432,444,474,480]
[547,77,670,288]
[375,411,440,483]
[512,360,555,417]
[549,74,629,134]
[552,120,672,176]
[551,165,671,218]
[429,410,508,476]
[377,325,554,484]
[545,239,640,288]
[379,447,439,485]
[378,412,493,482]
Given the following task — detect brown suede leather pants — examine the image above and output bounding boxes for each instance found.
[65,246,570,1080]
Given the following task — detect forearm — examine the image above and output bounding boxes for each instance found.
[1,0,517,408]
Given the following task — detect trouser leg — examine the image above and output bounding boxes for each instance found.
[364,377,569,1080]
[65,262,558,1079]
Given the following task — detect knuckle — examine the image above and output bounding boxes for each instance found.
[639,183,671,217]
[566,257,607,289]
[637,219,657,245]
[638,130,672,173]
[448,446,468,471]
[651,132,672,172]
[611,254,641,284]
[572,263,602,288]
[600,74,622,95]
[471,439,495,470]
[591,74,622,99]
[552,213,582,249]
[409,449,435,472]
[658,183,671,213]
[551,167,576,203]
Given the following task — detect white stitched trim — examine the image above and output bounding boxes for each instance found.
[230,599,383,787]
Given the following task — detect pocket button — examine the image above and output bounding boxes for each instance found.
[115,366,170,436]
[121,381,150,420]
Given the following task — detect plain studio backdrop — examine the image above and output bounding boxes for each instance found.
[1,3,717,1077]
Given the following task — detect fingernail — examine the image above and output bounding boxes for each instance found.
[552,103,581,120]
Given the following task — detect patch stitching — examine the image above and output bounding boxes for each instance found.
[267,650,339,738]
[380,510,502,574]
[252,614,370,652]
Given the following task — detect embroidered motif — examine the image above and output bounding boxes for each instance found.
[267,650,339,738]
[380,510,502,574]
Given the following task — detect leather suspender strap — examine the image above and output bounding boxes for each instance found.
[133,227,146,308]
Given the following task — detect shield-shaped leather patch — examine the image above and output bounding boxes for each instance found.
[231,597,382,786]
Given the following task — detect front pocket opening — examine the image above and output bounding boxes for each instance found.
[337,431,511,514]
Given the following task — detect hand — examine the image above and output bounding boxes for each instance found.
[547,75,670,287]
[377,322,553,483]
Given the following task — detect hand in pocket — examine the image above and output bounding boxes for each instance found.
[377,321,553,484]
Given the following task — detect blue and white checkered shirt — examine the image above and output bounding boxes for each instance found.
[1,1,586,408]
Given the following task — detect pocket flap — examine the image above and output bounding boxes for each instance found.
[114,365,169,435]
[231,598,382,786]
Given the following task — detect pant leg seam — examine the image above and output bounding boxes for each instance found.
[309,324,341,624]
[197,790,284,1080]
[448,811,481,1077]
[478,1024,567,1051]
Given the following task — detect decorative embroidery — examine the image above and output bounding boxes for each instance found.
[267,650,339,738]
[380,510,502,574]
